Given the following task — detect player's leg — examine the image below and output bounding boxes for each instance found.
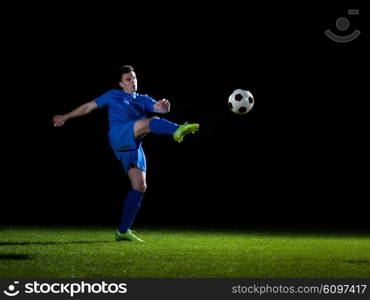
[134,116,199,143]
[127,167,147,193]
[133,116,160,140]
[116,162,146,242]
[134,116,179,139]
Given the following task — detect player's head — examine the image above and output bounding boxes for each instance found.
[119,65,137,94]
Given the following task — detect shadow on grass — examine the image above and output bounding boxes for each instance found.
[345,259,370,265]
[0,254,31,260]
[0,240,113,247]
[138,225,370,238]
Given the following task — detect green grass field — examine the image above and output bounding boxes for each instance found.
[1,226,369,277]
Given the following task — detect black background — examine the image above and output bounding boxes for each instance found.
[3,3,368,231]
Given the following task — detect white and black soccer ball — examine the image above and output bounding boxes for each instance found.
[228,89,254,115]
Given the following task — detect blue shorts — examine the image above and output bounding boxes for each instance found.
[108,120,147,174]
[114,144,147,174]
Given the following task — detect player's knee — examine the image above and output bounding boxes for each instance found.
[146,116,160,136]
[148,116,159,127]
[132,182,147,193]
[135,118,158,139]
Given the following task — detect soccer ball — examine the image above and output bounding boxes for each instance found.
[228,89,254,115]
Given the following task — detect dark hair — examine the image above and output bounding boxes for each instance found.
[120,65,134,73]
[119,65,134,81]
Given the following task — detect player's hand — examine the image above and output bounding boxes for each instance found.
[53,115,67,127]
[156,99,171,114]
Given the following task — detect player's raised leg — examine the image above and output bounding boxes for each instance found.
[134,117,199,142]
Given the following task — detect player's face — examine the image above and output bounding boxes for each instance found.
[119,71,138,94]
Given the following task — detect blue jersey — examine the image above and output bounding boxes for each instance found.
[94,89,157,151]
[94,89,157,127]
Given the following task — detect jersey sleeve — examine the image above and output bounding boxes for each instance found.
[141,94,157,112]
[94,90,112,108]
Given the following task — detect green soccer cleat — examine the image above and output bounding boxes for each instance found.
[173,122,200,143]
[115,229,144,242]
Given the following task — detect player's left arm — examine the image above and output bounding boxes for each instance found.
[153,99,170,114]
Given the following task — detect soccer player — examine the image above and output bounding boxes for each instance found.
[52,65,199,242]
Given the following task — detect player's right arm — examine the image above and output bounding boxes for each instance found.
[53,100,98,127]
